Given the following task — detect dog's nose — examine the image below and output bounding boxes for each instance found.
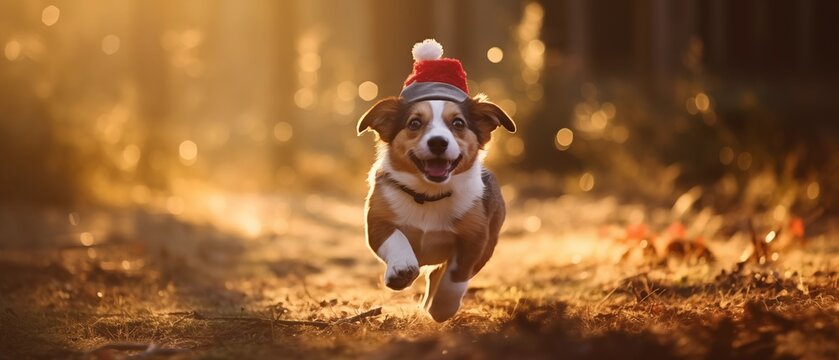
[427,137,448,155]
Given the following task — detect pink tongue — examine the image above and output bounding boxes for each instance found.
[425,161,449,177]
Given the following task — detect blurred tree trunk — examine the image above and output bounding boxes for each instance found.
[0,2,74,203]
[132,0,171,189]
[269,1,297,169]
[520,0,585,172]
[650,0,671,98]
[371,0,433,96]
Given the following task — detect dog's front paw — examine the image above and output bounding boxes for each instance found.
[384,263,419,290]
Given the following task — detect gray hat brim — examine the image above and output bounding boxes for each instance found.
[400,82,469,103]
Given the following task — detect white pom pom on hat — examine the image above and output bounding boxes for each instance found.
[411,39,444,62]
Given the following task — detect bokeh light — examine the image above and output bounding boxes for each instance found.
[737,152,752,170]
[523,215,542,232]
[122,145,141,167]
[505,137,524,156]
[336,81,357,101]
[41,5,60,26]
[807,182,820,199]
[294,88,315,109]
[101,35,121,55]
[273,122,293,142]
[358,81,378,101]
[79,232,94,246]
[179,140,198,165]
[4,41,21,61]
[579,172,595,192]
[487,47,504,63]
[695,93,711,112]
[555,128,573,150]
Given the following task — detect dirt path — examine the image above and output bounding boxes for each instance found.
[1,195,837,359]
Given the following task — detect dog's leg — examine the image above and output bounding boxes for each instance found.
[426,259,468,322]
[377,230,420,290]
[449,232,487,282]
[421,262,447,310]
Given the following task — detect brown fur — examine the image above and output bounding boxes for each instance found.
[364,184,397,254]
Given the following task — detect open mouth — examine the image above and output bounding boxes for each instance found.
[409,152,463,183]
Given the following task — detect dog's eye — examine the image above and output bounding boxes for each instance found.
[407,119,422,130]
[452,118,466,129]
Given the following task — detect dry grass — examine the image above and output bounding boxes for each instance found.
[0,194,837,360]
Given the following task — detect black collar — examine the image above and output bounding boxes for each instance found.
[381,173,452,204]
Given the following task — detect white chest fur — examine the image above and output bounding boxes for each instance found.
[372,153,485,233]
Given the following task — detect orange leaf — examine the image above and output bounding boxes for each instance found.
[789,217,805,238]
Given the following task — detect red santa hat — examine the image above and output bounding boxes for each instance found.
[400,39,469,103]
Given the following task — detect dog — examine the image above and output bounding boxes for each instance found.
[357,40,516,321]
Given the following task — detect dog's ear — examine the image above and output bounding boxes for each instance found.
[469,95,516,145]
[357,97,402,142]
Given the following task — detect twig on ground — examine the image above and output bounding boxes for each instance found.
[637,288,665,304]
[331,307,383,325]
[595,286,619,311]
[595,272,650,311]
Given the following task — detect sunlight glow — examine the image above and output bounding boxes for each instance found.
[101,35,121,55]
[273,122,293,142]
[358,81,378,101]
[166,196,185,215]
[237,215,263,238]
[773,205,787,222]
[298,71,318,87]
[555,128,573,150]
[602,103,616,118]
[122,145,141,167]
[80,232,94,246]
[737,152,752,170]
[179,140,198,165]
[695,93,710,112]
[611,126,629,143]
[336,81,356,101]
[299,53,321,72]
[579,173,595,192]
[294,88,315,109]
[527,40,545,56]
[517,2,544,85]
[131,185,151,204]
[487,47,504,63]
[505,137,524,156]
[4,41,21,61]
[590,110,608,130]
[68,212,80,226]
[806,182,820,199]
[526,84,544,101]
[524,215,542,232]
[41,6,60,26]
[686,97,698,115]
[521,68,540,84]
